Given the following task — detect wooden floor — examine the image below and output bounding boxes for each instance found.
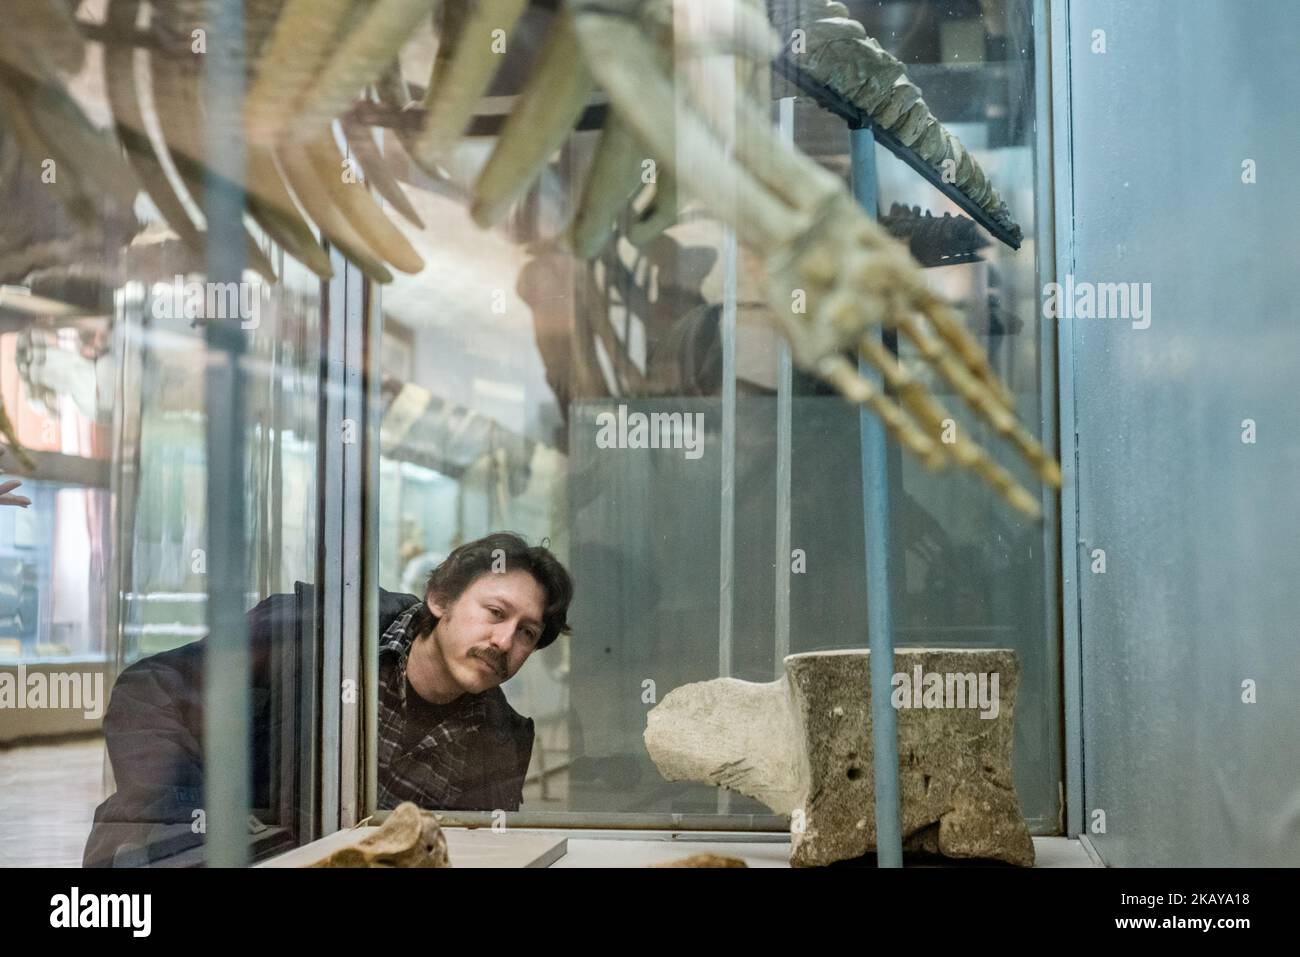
[0,737,107,868]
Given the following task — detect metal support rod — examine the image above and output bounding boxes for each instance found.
[719,226,737,684]
[364,263,384,820]
[1046,0,1085,838]
[711,2,739,684]
[339,246,365,827]
[710,0,740,815]
[715,199,738,820]
[202,0,250,869]
[319,244,347,833]
[849,126,903,868]
[774,96,795,673]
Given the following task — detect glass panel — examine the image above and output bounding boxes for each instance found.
[1068,0,1300,866]
[0,5,324,867]
[371,0,1057,828]
[0,481,110,661]
[842,0,1060,827]
[0,0,1057,867]
[1,29,119,862]
[79,250,325,866]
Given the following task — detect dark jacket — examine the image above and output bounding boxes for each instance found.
[83,585,533,867]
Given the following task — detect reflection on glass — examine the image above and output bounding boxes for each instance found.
[374,0,1056,826]
[0,482,109,661]
[82,252,324,866]
[0,0,1059,867]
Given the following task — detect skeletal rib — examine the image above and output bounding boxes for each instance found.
[278,136,395,283]
[343,111,424,228]
[626,172,679,247]
[245,0,353,149]
[148,20,276,281]
[411,0,531,171]
[304,133,424,274]
[246,146,335,279]
[105,0,204,258]
[470,10,593,228]
[290,0,441,146]
[569,113,644,257]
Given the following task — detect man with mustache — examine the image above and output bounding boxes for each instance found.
[83,531,572,866]
[377,532,573,811]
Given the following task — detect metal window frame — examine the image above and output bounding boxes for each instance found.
[337,2,1084,848]
[1041,0,1085,839]
[318,244,372,834]
[200,0,251,869]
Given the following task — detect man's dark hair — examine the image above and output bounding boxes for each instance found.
[413,532,573,649]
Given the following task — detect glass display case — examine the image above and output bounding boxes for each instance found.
[0,0,1058,867]
[367,0,1059,833]
[2,0,1293,874]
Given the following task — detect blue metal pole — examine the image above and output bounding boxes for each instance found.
[203,0,250,868]
[849,126,903,868]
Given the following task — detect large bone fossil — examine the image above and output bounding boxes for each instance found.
[644,649,1036,867]
[308,801,451,868]
[771,0,1021,243]
[0,0,1058,516]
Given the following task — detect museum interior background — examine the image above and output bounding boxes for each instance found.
[0,0,1296,867]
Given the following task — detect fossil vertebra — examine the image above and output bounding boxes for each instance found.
[309,801,451,868]
[644,649,1035,867]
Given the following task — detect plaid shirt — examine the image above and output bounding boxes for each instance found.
[376,601,535,812]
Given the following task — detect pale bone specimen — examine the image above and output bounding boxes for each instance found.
[0,1,1058,513]
[644,649,1036,867]
[308,801,451,868]
[770,0,1021,242]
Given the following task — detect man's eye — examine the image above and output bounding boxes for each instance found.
[488,607,503,619]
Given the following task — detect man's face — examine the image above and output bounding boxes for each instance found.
[424,570,547,695]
